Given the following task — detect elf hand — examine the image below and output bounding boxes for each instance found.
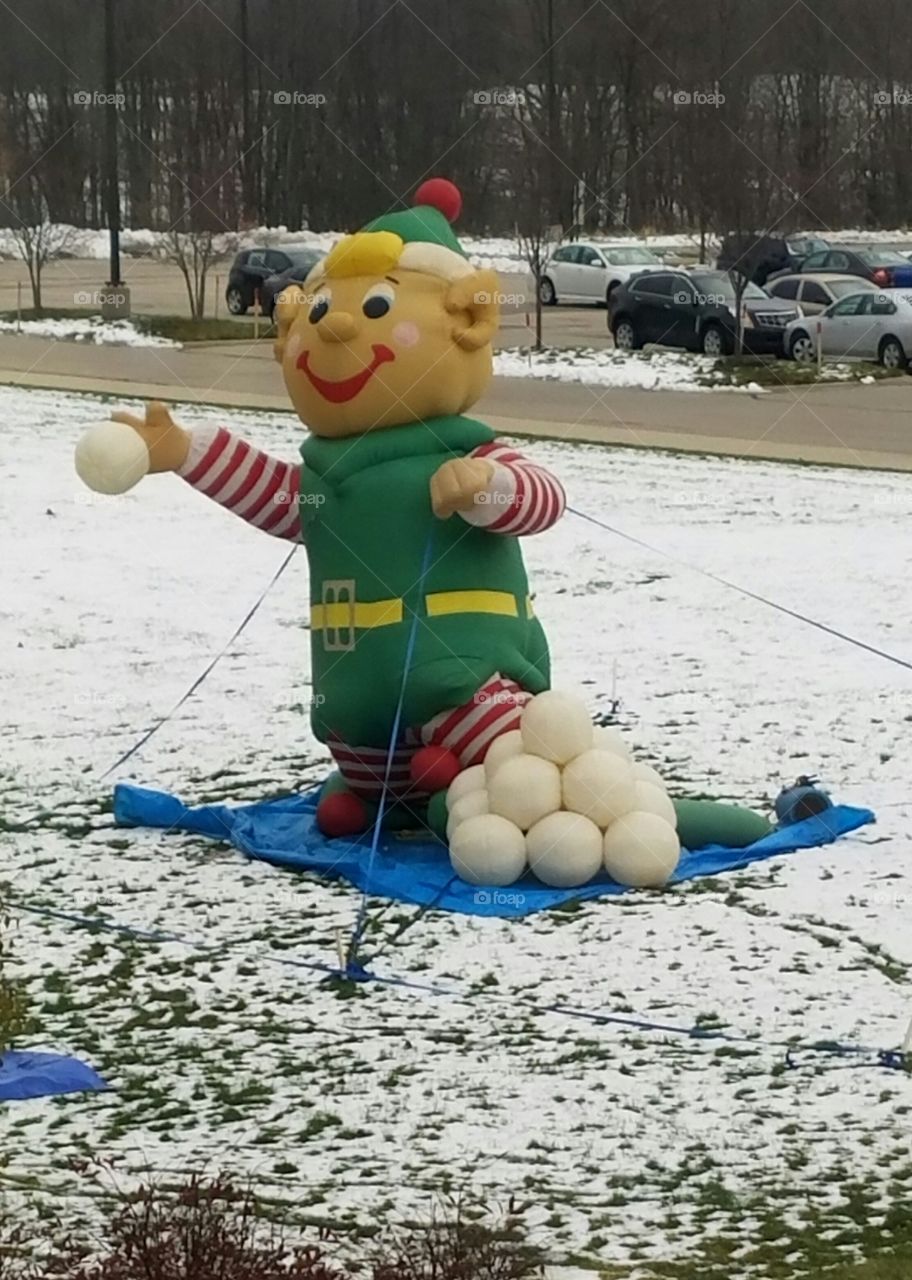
[110,401,191,474]
[430,457,495,519]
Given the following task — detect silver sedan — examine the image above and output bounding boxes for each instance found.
[784,288,912,369]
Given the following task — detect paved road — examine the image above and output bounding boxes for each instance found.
[2,331,911,471]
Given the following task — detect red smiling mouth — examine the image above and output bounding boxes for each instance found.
[296,343,395,404]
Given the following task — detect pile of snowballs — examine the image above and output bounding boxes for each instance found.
[445,690,681,890]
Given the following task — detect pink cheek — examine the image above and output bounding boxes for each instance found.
[286,330,304,362]
[391,321,421,349]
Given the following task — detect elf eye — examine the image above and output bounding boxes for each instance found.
[362,284,395,319]
[309,291,331,324]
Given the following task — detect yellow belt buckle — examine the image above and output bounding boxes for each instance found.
[321,579,356,651]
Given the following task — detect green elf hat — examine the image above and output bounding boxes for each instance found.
[319,178,474,283]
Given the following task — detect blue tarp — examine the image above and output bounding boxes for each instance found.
[0,1051,108,1102]
[114,783,875,919]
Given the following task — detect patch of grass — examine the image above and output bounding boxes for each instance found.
[137,314,273,342]
[702,354,901,388]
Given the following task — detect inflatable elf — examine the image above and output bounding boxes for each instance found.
[105,180,567,836]
[82,177,775,878]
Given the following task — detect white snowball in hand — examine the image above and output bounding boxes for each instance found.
[446,789,489,840]
[521,691,593,764]
[632,762,668,791]
[593,724,632,762]
[488,753,561,830]
[602,811,681,887]
[562,749,636,828]
[446,764,486,810]
[633,781,677,827]
[449,813,527,886]
[526,811,603,887]
[75,422,150,494]
[483,729,523,782]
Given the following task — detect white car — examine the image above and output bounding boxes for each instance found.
[765,272,878,316]
[784,288,912,368]
[540,242,665,307]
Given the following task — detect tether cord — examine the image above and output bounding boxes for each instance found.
[346,528,436,971]
[99,544,300,779]
[10,897,905,1073]
[568,507,912,675]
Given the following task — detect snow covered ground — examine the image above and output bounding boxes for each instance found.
[0,316,179,347]
[3,387,912,1272]
[494,347,767,392]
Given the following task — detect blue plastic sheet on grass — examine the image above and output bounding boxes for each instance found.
[114,783,875,919]
[0,1051,108,1102]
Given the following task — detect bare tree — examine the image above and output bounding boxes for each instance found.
[6,220,77,312]
[2,2,912,241]
[1,176,77,311]
[516,220,563,351]
[159,229,236,320]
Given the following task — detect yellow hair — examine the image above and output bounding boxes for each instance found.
[322,231,403,279]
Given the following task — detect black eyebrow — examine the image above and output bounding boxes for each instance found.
[385,275,399,284]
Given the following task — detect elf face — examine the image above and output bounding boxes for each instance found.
[275,264,501,438]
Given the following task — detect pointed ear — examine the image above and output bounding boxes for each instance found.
[273,282,311,363]
[444,269,500,351]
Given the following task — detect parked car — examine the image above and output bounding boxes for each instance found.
[784,288,912,369]
[225,246,321,315]
[765,272,878,315]
[782,246,912,289]
[258,251,322,320]
[716,234,829,285]
[540,242,665,306]
[608,270,799,356]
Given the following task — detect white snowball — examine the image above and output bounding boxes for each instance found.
[445,789,489,840]
[525,811,603,887]
[632,762,668,791]
[75,421,150,494]
[593,724,633,762]
[633,781,677,827]
[449,814,527,886]
[520,690,593,764]
[483,729,523,782]
[562,749,637,828]
[446,764,486,810]
[602,811,681,888]
[488,753,561,831]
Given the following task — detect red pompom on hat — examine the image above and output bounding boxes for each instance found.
[414,177,462,224]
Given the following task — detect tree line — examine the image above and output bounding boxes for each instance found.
[2,0,912,242]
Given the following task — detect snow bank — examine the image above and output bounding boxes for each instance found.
[3,223,912,275]
[494,346,766,392]
[0,316,180,347]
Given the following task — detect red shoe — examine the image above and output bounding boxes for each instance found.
[409,745,461,793]
[317,790,370,837]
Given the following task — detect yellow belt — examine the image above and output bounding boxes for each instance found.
[310,590,534,630]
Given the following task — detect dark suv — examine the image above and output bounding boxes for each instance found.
[716,234,829,286]
[608,270,799,357]
[225,246,321,315]
[259,251,322,319]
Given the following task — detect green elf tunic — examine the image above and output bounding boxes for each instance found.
[299,415,550,748]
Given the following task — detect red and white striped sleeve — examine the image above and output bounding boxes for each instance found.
[460,439,565,536]
[178,425,301,541]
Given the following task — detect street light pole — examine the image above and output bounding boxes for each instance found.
[545,0,559,230]
[239,0,251,219]
[104,0,121,290]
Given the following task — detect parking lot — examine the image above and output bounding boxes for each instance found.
[0,256,616,350]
